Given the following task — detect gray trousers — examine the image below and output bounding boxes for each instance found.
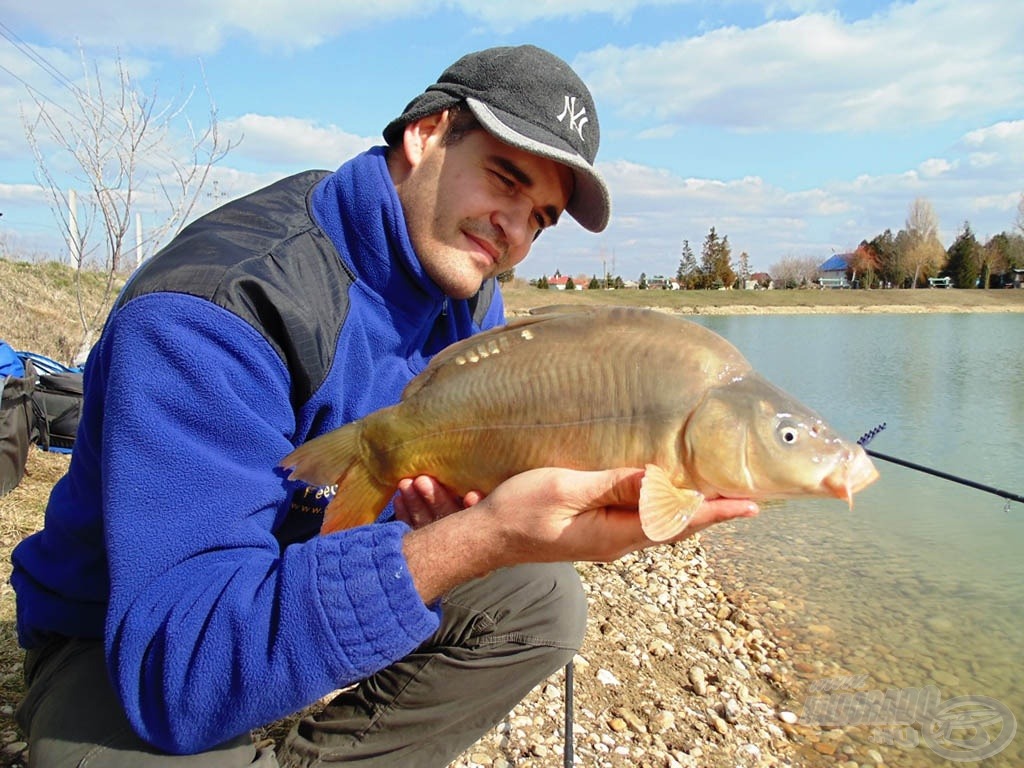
[16,562,586,768]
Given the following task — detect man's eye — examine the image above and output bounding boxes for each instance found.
[493,171,515,189]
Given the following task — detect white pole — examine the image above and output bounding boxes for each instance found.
[68,189,81,268]
[135,212,143,267]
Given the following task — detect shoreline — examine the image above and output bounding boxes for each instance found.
[500,285,1024,318]
[509,302,1024,318]
[647,302,1024,315]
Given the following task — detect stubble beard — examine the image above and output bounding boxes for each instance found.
[426,217,511,300]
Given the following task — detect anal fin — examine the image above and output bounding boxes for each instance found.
[320,466,393,534]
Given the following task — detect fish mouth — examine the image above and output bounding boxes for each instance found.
[823,445,880,508]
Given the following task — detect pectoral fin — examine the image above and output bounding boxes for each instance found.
[639,464,704,542]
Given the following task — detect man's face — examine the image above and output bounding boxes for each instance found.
[393,112,574,300]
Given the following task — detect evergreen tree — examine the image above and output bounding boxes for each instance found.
[870,229,899,287]
[700,227,735,288]
[638,272,648,290]
[737,251,751,287]
[536,275,549,289]
[946,222,980,288]
[677,240,698,289]
[588,275,600,290]
[564,276,575,291]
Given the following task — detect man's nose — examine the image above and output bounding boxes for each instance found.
[493,196,534,248]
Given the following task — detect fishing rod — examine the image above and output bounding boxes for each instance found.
[858,423,1024,506]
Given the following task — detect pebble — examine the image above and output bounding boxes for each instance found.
[721,697,742,724]
[687,665,708,696]
[607,717,628,733]
[813,741,838,756]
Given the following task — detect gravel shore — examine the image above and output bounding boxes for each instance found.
[449,537,807,768]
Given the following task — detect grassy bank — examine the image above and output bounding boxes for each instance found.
[0,258,125,365]
[501,281,1024,315]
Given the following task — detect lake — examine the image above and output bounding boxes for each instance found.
[694,312,1023,766]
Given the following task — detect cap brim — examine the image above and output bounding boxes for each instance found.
[467,98,610,233]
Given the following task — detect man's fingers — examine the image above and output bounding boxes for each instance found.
[681,499,759,537]
[395,476,470,528]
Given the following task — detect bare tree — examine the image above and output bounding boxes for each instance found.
[768,255,820,288]
[21,45,235,358]
[902,197,945,287]
[1016,193,1024,236]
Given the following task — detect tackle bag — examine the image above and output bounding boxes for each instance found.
[1,342,36,496]
[32,370,85,452]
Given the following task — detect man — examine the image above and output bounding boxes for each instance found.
[12,45,757,767]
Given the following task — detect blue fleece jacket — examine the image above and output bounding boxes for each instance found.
[10,147,505,754]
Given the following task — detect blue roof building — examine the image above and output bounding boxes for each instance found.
[818,253,852,288]
[819,253,852,273]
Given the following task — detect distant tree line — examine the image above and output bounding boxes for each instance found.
[530,194,1024,291]
[828,197,1024,289]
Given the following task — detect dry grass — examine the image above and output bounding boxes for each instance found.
[0,257,124,365]
[0,450,68,761]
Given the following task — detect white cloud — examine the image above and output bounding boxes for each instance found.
[575,0,1024,133]
[960,120,1024,159]
[3,1,428,54]
[529,111,1024,279]
[0,182,48,204]
[918,158,955,178]
[221,114,375,169]
[1,1,683,54]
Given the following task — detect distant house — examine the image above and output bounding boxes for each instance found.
[744,272,773,290]
[547,275,582,291]
[818,253,852,288]
[647,274,680,290]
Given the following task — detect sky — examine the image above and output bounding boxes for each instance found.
[0,0,1022,281]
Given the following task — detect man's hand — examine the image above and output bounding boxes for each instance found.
[398,468,757,604]
[466,467,757,564]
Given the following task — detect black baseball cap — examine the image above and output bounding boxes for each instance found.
[383,45,611,233]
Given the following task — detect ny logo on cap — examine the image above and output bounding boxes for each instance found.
[556,96,588,142]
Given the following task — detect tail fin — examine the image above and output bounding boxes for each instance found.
[281,423,394,534]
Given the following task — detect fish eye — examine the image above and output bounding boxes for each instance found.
[779,425,799,445]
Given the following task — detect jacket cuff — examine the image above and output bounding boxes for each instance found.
[316,521,440,675]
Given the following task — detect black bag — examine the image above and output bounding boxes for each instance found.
[32,371,85,452]
[1,360,37,496]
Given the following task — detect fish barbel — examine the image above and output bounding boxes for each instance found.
[282,306,878,539]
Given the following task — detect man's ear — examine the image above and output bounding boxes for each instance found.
[402,112,447,168]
